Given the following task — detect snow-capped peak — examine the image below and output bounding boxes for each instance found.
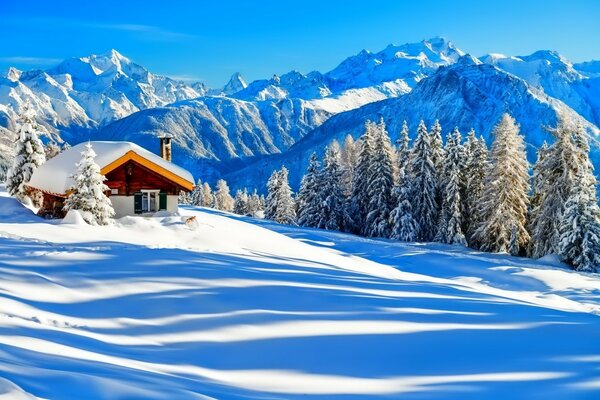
[455,54,482,67]
[222,72,247,95]
[2,67,22,82]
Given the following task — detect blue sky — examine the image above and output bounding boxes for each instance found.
[1,0,599,87]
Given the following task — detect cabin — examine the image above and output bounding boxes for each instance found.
[28,137,194,219]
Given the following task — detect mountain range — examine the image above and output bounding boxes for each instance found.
[1,37,599,189]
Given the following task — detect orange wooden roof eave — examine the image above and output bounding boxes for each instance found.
[100,150,194,192]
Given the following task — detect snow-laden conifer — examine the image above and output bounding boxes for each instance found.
[435,129,467,245]
[201,182,213,207]
[190,179,205,206]
[6,106,46,203]
[63,142,114,225]
[464,134,488,244]
[265,167,296,224]
[528,123,578,258]
[429,119,445,175]
[316,141,347,231]
[364,119,396,237]
[214,179,234,211]
[296,153,321,227]
[390,159,419,242]
[558,126,600,272]
[349,121,376,233]
[472,114,530,255]
[233,189,250,215]
[396,120,411,172]
[408,120,438,241]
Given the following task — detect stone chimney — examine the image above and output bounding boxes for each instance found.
[159,134,173,162]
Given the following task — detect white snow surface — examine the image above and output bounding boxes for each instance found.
[28,141,194,195]
[0,186,599,399]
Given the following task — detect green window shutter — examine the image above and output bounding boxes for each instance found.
[134,192,143,214]
[159,192,167,211]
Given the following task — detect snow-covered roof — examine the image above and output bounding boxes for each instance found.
[29,141,194,195]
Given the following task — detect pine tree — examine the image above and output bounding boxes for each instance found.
[396,120,411,169]
[364,119,396,237]
[316,141,347,231]
[6,105,46,203]
[214,179,234,211]
[465,135,488,244]
[408,120,439,241]
[178,191,192,205]
[435,129,467,245]
[233,189,250,215]
[265,167,296,224]
[340,135,359,232]
[528,123,578,258]
[201,182,213,207]
[429,119,445,175]
[349,121,376,233]
[558,125,600,272]
[63,142,114,225]
[245,189,262,217]
[296,153,321,227]
[390,162,419,241]
[190,179,205,206]
[472,114,530,255]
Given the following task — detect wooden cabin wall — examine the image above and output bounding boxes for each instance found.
[105,161,183,196]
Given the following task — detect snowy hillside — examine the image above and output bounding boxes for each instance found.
[0,187,599,399]
[226,55,600,190]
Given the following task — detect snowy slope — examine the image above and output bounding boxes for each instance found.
[0,187,599,399]
[226,55,600,190]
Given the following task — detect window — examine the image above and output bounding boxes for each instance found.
[141,190,160,213]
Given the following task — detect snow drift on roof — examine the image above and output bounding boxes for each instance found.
[29,141,194,195]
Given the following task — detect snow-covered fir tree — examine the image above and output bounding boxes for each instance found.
[435,129,467,245]
[233,189,250,215]
[296,153,321,227]
[190,179,205,206]
[265,167,296,224]
[214,179,234,211]
[464,133,488,243]
[201,182,213,207]
[390,159,419,242]
[340,134,359,196]
[429,119,445,175]
[6,106,46,203]
[528,122,579,258]
[178,191,192,205]
[396,120,411,170]
[472,114,530,255]
[340,135,359,232]
[557,125,600,272]
[349,121,377,234]
[246,190,263,217]
[316,141,347,231]
[364,119,396,238]
[408,120,439,241]
[63,142,114,225]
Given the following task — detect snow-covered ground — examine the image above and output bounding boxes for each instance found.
[0,186,599,399]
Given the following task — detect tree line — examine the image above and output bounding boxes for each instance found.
[263,114,600,273]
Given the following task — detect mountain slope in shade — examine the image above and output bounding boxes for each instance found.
[225,55,600,191]
[93,96,331,177]
[481,50,600,127]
